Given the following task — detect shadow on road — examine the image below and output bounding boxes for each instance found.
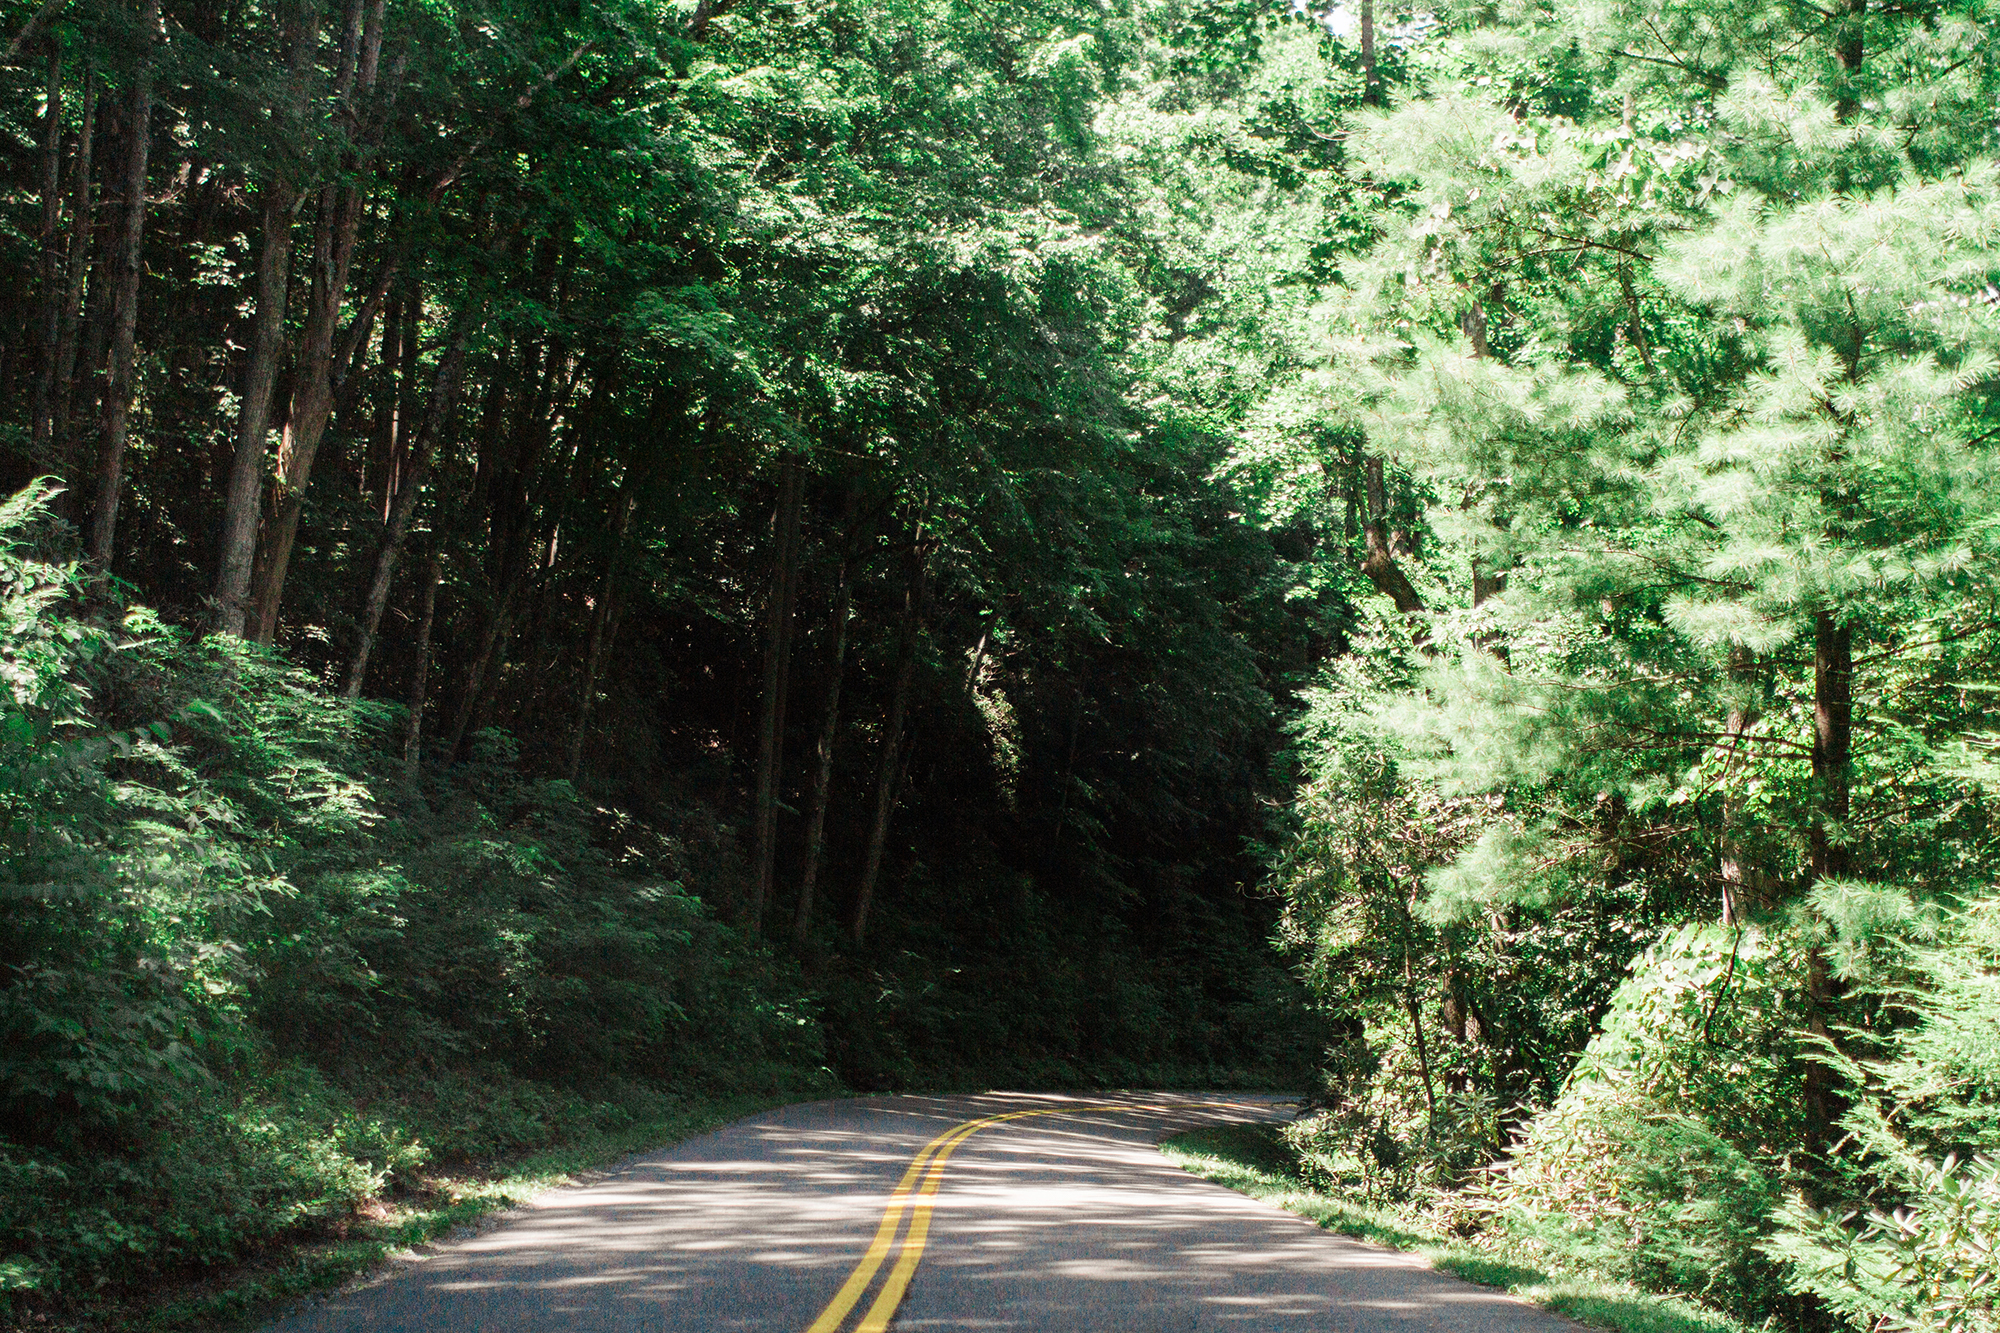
[262,1093,1580,1333]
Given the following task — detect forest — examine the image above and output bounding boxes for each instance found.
[0,0,1996,1327]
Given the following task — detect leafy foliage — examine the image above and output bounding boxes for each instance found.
[0,492,826,1304]
[1480,926,1807,1321]
[1768,896,2000,1333]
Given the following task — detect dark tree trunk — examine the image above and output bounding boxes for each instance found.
[214,188,295,630]
[1401,946,1437,1122]
[345,325,471,697]
[793,555,850,945]
[1833,0,1866,117]
[1459,297,1488,359]
[70,237,111,484]
[85,0,160,569]
[747,454,805,933]
[566,489,634,781]
[1361,454,1425,615]
[851,553,928,945]
[1804,611,1854,1162]
[30,41,63,462]
[250,0,393,641]
[1810,613,1853,883]
[446,562,523,760]
[444,290,575,758]
[1619,262,1656,374]
[49,65,96,513]
[215,1,320,633]
[1718,648,1765,926]
[366,287,405,513]
[1359,0,1380,106]
[1470,536,1508,661]
[401,546,441,772]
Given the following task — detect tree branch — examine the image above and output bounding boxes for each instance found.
[3,0,64,66]
[429,38,596,201]
[687,0,743,41]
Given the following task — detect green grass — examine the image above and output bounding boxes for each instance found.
[128,1091,802,1333]
[1160,1124,1751,1333]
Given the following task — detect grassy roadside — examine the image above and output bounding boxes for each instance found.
[1160,1124,1751,1333]
[68,1091,804,1333]
[13,1072,1311,1333]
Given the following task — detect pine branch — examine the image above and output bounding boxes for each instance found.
[1853,620,2000,668]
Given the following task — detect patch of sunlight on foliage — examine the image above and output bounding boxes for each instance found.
[1763,894,2000,1333]
[0,487,837,1329]
[141,1091,794,1332]
[1161,1123,1751,1333]
[1477,924,1806,1324]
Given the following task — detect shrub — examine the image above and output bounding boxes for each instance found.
[1768,895,2000,1333]
[1479,923,1807,1321]
[0,487,831,1305]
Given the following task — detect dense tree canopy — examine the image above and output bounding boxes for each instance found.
[2,0,1999,1326]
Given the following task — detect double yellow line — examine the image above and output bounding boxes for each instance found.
[802,1100,1267,1333]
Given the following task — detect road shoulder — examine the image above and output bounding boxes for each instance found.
[1160,1124,1751,1333]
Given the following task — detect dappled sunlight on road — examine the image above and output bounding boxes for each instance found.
[260,1093,1579,1333]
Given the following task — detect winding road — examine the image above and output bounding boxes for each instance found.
[261,1092,1582,1332]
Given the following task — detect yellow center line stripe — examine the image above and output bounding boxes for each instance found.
[801,1117,979,1333]
[807,1100,1273,1333]
[852,1112,1020,1333]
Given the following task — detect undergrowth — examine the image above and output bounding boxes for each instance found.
[1161,1123,1752,1333]
[0,487,835,1328]
[133,1089,795,1333]
[0,486,1316,1331]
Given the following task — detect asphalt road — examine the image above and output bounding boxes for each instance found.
[261,1091,1584,1333]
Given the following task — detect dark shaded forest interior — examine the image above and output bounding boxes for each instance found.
[3,0,1999,1328]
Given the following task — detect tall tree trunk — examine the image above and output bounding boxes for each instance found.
[1459,295,1489,359]
[1460,289,1506,630]
[851,553,927,945]
[565,489,635,782]
[1804,611,1854,1161]
[250,0,393,641]
[69,231,112,486]
[246,185,348,642]
[445,515,548,760]
[30,40,63,463]
[449,545,536,755]
[85,0,159,569]
[445,602,508,759]
[1360,454,1425,615]
[401,545,440,772]
[1810,613,1853,883]
[793,556,850,945]
[1618,262,1656,374]
[344,326,471,696]
[1717,648,1766,925]
[444,288,573,760]
[1400,907,1438,1123]
[747,455,805,933]
[1359,0,1380,106]
[49,64,95,512]
[214,194,295,631]
[214,1,320,633]
[1833,0,1866,118]
[367,285,411,516]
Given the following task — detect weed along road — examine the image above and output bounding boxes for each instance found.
[261,1092,1581,1332]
